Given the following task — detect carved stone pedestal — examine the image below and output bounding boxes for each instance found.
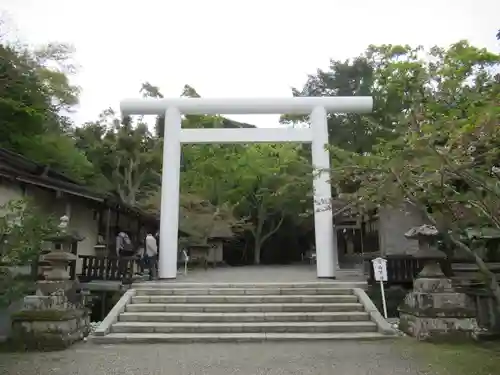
[10,292,90,351]
[399,271,478,341]
[399,224,479,341]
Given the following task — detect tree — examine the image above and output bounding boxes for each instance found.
[74,109,163,204]
[143,191,240,248]
[0,32,95,183]
[0,199,58,307]
[328,41,500,310]
[281,55,399,154]
[183,142,312,264]
[182,84,201,98]
[32,43,80,114]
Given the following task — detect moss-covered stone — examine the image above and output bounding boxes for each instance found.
[11,309,85,322]
[400,313,478,342]
[398,306,476,318]
[8,309,89,351]
[7,329,81,352]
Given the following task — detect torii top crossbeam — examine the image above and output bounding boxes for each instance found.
[120,97,373,115]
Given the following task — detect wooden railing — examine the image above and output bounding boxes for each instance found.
[79,255,136,283]
[33,255,137,283]
[364,255,452,285]
[363,254,500,286]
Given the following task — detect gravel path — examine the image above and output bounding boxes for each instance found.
[0,340,433,375]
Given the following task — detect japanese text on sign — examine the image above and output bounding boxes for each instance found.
[371,257,388,282]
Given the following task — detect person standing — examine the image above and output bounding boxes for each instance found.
[116,230,134,278]
[145,232,158,280]
[135,243,145,276]
[116,230,134,257]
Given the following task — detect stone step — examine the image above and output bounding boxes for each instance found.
[111,321,377,334]
[131,295,358,304]
[92,332,390,343]
[133,281,367,289]
[135,288,354,296]
[126,302,365,313]
[119,311,371,322]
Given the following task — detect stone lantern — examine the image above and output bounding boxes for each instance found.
[404,224,445,277]
[398,224,478,341]
[9,215,90,351]
[37,215,82,295]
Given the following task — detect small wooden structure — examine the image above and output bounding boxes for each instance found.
[178,194,235,269]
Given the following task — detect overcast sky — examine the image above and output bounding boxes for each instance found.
[2,0,499,128]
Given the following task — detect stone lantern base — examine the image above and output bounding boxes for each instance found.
[399,274,478,341]
[9,293,90,351]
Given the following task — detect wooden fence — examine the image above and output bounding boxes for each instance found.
[33,255,137,283]
[79,255,137,282]
[363,255,452,285]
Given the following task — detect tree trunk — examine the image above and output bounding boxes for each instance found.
[254,241,261,265]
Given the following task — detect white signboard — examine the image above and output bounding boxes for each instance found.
[371,257,388,319]
[371,257,388,282]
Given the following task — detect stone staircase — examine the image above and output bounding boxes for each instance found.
[92,282,396,343]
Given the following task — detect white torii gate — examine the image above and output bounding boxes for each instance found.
[121,97,373,279]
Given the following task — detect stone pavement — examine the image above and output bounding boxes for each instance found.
[148,264,365,283]
[0,340,434,375]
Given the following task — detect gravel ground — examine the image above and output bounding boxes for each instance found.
[0,340,434,375]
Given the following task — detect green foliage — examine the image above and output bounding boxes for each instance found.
[0,44,53,148]
[0,199,58,265]
[140,82,165,138]
[329,41,500,223]
[283,41,499,156]
[20,133,96,184]
[74,108,163,204]
[6,18,500,274]
[327,41,500,308]
[0,35,95,182]
[281,53,391,153]
[32,43,80,111]
[405,340,500,375]
[134,81,313,263]
[0,199,59,307]
[182,141,312,263]
[144,192,241,247]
